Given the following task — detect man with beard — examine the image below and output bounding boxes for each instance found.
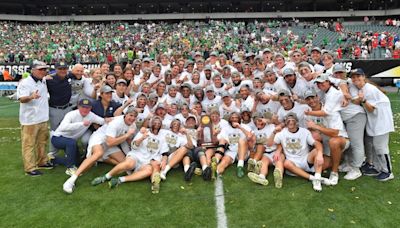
[91,116,169,194]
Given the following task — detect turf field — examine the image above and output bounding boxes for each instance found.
[0,94,399,227]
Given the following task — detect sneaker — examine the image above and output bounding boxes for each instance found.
[273,169,283,189]
[363,166,380,176]
[211,157,218,180]
[25,170,42,176]
[202,166,212,181]
[321,177,332,186]
[160,171,167,181]
[237,166,245,178]
[38,162,54,170]
[63,178,75,194]
[375,172,394,182]
[108,178,121,189]
[329,172,339,185]
[344,168,362,180]
[151,172,161,194]
[254,160,263,175]
[184,162,197,181]
[360,162,373,173]
[338,162,352,173]
[312,179,322,192]
[65,166,78,176]
[248,172,269,186]
[247,158,256,172]
[91,175,108,186]
[47,153,56,161]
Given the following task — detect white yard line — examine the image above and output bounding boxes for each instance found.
[215,177,228,228]
[0,127,20,130]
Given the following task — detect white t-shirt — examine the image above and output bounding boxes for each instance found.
[219,102,240,120]
[160,129,188,151]
[277,102,309,128]
[256,100,281,116]
[263,77,290,94]
[254,124,277,152]
[360,83,394,136]
[217,124,251,152]
[274,127,315,160]
[202,96,222,113]
[53,110,104,139]
[130,130,169,162]
[17,76,49,125]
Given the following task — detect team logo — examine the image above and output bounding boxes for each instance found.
[256,133,268,144]
[285,137,302,154]
[228,133,240,144]
[147,137,160,153]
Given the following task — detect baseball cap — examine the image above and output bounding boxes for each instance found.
[143,57,151,62]
[185,60,194,68]
[263,48,272,53]
[78,98,92,108]
[245,52,255,58]
[116,79,127,85]
[219,54,227,59]
[311,47,322,53]
[55,61,68,69]
[194,51,202,57]
[283,68,296,77]
[234,58,243,64]
[186,115,197,123]
[284,112,299,122]
[303,89,317,99]
[241,106,251,113]
[278,89,291,97]
[332,64,346,74]
[255,89,265,97]
[148,92,158,100]
[205,85,214,92]
[100,85,114,93]
[210,51,218,56]
[204,65,212,71]
[223,65,231,70]
[252,112,263,120]
[31,60,49,69]
[220,91,231,98]
[350,68,365,76]
[125,106,137,115]
[181,83,192,90]
[156,103,166,110]
[314,74,330,83]
[264,67,274,75]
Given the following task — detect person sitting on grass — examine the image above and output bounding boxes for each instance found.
[273,112,332,192]
[247,112,283,188]
[214,112,254,178]
[159,119,194,181]
[91,116,169,194]
[62,107,138,194]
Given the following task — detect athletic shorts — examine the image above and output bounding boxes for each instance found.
[126,152,151,172]
[287,155,315,173]
[224,149,249,163]
[262,150,276,165]
[86,134,122,161]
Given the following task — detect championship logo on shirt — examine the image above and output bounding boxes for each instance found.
[284,137,302,154]
[228,133,240,144]
[213,123,221,133]
[165,133,178,147]
[256,133,268,144]
[308,116,326,127]
[71,80,84,95]
[187,129,198,141]
[207,103,219,113]
[136,116,145,128]
[147,137,160,153]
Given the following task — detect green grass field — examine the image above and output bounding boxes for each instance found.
[0,94,399,227]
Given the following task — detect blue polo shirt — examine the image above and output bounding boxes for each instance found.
[91,99,121,118]
[46,74,72,107]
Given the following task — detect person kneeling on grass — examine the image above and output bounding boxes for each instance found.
[91,116,169,193]
[62,107,138,194]
[214,112,254,178]
[273,112,332,192]
[247,112,284,188]
[159,119,194,181]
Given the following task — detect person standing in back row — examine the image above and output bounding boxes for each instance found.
[17,61,53,176]
[46,61,73,157]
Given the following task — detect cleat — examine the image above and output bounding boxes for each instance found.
[329,172,339,186]
[321,177,332,186]
[202,166,212,181]
[344,168,362,180]
[211,157,218,180]
[25,170,42,177]
[247,158,256,172]
[375,172,394,182]
[237,166,245,178]
[151,172,161,194]
[108,178,121,189]
[65,166,78,176]
[38,162,54,170]
[91,175,108,186]
[254,160,263,175]
[312,179,322,192]
[184,162,197,181]
[273,168,283,189]
[248,172,269,186]
[63,177,75,194]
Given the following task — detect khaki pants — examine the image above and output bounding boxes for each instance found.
[21,122,49,172]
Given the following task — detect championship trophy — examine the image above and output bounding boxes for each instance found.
[200,115,214,148]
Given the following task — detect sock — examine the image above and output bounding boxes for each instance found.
[202,165,208,171]
[314,173,321,179]
[70,174,78,183]
[164,165,171,174]
[105,172,112,180]
[215,158,220,163]
[258,174,266,179]
[237,160,244,167]
[184,165,190,173]
[308,175,315,181]
[119,177,126,183]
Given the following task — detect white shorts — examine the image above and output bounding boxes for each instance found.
[262,150,276,165]
[126,152,150,172]
[224,149,249,163]
[167,152,180,168]
[86,134,123,161]
[287,155,315,173]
